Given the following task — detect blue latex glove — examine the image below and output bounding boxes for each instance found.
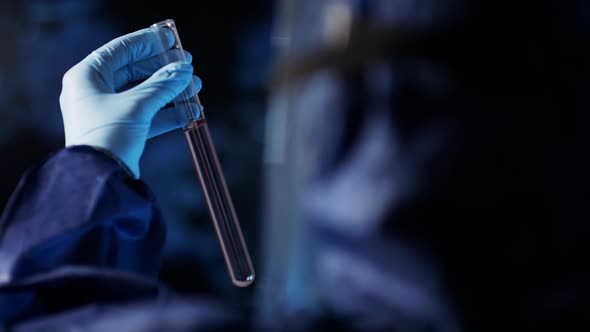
[59,27,201,178]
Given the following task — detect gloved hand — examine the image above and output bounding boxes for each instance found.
[59,27,201,178]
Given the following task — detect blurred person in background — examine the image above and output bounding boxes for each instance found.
[257,1,590,331]
[1,0,590,332]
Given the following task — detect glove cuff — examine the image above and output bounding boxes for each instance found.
[65,125,148,179]
[90,146,138,179]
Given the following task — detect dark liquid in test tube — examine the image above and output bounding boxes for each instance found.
[184,119,255,287]
[150,18,255,287]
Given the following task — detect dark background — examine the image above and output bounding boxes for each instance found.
[0,0,275,304]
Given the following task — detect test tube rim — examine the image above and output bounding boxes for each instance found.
[150,19,176,30]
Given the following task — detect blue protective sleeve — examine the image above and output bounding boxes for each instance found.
[0,146,168,327]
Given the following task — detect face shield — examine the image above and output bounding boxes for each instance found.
[254,0,463,331]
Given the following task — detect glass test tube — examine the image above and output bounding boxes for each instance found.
[150,19,255,287]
